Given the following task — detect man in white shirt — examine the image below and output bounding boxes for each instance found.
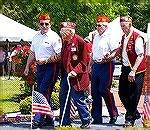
[90,16,118,124]
[24,13,62,128]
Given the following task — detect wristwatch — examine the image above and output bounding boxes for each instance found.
[45,59,49,64]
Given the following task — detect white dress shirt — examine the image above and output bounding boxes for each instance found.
[31,29,62,61]
[92,30,119,61]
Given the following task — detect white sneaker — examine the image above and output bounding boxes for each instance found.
[9,77,15,80]
[1,77,6,80]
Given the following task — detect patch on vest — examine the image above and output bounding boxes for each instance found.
[72,54,78,60]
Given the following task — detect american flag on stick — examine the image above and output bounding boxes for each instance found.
[142,91,150,128]
[32,91,54,117]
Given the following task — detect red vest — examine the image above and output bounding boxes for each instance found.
[120,31,146,74]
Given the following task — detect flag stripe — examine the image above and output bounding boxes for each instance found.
[70,98,78,117]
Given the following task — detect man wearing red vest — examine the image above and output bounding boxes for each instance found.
[59,22,93,128]
[118,16,146,127]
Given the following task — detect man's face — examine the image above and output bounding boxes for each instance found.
[96,23,108,35]
[38,20,51,33]
[60,28,74,41]
[120,22,132,34]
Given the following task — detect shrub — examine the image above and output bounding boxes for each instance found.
[14,45,37,94]
[51,92,60,110]
[19,96,32,114]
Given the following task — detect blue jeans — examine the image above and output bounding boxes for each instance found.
[59,71,91,125]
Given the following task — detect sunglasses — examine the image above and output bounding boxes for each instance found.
[96,24,103,27]
[40,22,49,26]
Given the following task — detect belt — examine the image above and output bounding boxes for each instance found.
[93,59,106,64]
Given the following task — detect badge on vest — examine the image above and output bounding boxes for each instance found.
[71,43,76,51]
[72,54,78,60]
[71,47,76,51]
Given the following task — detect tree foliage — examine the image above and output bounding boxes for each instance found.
[0,0,150,37]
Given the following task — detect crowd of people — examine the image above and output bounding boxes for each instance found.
[0,46,21,80]
[1,13,146,129]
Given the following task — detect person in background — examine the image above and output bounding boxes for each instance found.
[8,45,22,80]
[90,16,118,124]
[118,16,146,127]
[24,13,62,128]
[0,47,6,80]
[84,30,98,104]
[59,21,93,129]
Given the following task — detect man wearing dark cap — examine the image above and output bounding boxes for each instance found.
[59,22,93,128]
[24,13,62,128]
[89,16,119,124]
[118,16,146,127]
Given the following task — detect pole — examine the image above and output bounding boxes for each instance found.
[60,76,71,126]
[6,39,11,80]
[31,83,35,128]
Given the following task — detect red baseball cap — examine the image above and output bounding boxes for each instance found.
[60,22,76,29]
[39,14,51,20]
[96,16,109,23]
[120,16,132,22]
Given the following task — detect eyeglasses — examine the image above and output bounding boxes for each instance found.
[40,23,49,26]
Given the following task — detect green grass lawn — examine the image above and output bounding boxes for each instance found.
[0,76,24,114]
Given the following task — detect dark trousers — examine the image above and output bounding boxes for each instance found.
[118,65,145,121]
[34,62,60,123]
[59,71,91,125]
[91,62,118,123]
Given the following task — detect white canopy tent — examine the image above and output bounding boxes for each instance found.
[108,17,148,43]
[0,14,37,43]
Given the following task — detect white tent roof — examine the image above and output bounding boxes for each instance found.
[0,14,37,42]
[108,17,148,43]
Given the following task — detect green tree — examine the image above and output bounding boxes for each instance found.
[1,0,150,37]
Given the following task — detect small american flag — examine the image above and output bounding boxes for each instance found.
[32,91,54,117]
[142,91,150,127]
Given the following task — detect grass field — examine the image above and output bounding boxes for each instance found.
[0,76,24,114]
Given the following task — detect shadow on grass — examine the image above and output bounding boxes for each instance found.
[11,93,32,103]
[0,93,31,103]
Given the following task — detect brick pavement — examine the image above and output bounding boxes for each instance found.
[102,88,145,115]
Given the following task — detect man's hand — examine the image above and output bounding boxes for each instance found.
[24,67,29,76]
[128,70,136,82]
[36,59,47,65]
[68,71,77,78]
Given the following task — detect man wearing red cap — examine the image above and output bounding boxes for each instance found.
[24,13,62,128]
[59,22,93,128]
[89,16,118,124]
[118,16,146,127]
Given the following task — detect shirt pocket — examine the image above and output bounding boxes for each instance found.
[42,40,53,48]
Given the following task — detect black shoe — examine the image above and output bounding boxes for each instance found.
[32,121,41,129]
[80,118,93,129]
[123,120,134,128]
[109,116,117,124]
[133,112,141,120]
[91,120,102,124]
[43,121,54,126]
[59,123,75,127]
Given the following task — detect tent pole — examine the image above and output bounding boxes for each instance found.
[6,39,11,80]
